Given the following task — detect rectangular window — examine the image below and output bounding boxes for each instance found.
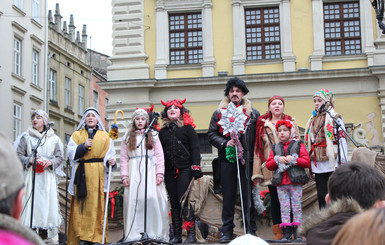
[14,0,22,9]
[32,0,39,22]
[245,7,281,61]
[78,85,85,114]
[14,38,22,75]
[13,103,21,141]
[32,50,39,86]
[65,77,71,107]
[198,133,212,154]
[324,2,361,56]
[49,69,57,101]
[169,13,203,65]
[93,90,99,108]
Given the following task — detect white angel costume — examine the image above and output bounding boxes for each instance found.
[120,128,169,242]
[15,126,64,239]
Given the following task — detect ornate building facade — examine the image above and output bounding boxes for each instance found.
[101,0,385,171]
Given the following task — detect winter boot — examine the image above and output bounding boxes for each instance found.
[170,209,182,244]
[183,206,197,243]
[292,225,303,243]
[280,226,292,242]
[183,221,197,243]
[272,224,283,240]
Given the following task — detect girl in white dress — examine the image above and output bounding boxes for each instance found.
[15,110,64,241]
[120,109,169,242]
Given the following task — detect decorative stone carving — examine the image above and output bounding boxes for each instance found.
[366,112,382,146]
[352,122,369,147]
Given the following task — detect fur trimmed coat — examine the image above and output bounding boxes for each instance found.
[298,198,363,245]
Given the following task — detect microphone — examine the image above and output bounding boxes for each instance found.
[87,128,94,151]
[318,102,328,113]
[153,112,161,117]
[48,121,55,127]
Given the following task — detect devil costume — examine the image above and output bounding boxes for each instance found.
[159,99,202,244]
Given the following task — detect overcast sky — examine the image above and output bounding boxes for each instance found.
[47,0,113,56]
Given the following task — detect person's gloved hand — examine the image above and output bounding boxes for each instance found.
[191,165,203,179]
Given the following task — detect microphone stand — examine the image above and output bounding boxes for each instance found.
[118,114,170,245]
[325,107,359,166]
[29,124,52,228]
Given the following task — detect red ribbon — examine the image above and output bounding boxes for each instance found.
[109,191,119,218]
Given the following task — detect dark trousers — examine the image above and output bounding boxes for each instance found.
[220,158,257,234]
[268,185,282,225]
[315,172,332,209]
[165,167,192,212]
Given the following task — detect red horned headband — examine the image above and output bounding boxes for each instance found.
[136,104,154,113]
[160,99,186,109]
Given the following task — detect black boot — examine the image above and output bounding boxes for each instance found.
[183,206,197,243]
[292,226,303,243]
[280,226,292,242]
[183,221,197,243]
[219,231,233,243]
[170,209,182,244]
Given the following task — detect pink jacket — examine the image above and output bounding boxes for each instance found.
[120,133,165,181]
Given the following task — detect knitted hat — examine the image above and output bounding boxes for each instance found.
[0,132,24,201]
[32,109,48,127]
[132,108,149,122]
[268,95,285,108]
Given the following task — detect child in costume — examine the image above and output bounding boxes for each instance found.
[120,108,169,242]
[266,120,310,242]
[304,89,348,209]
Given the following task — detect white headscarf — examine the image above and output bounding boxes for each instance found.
[76,107,106,132]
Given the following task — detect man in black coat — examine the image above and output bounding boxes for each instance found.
[208,77,260,243]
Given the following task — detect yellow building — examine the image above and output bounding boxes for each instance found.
[101,0,385,170]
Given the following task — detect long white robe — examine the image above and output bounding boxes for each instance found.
[15,127,64,238]
[120,132,169,242]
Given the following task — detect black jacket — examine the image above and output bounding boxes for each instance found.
[208,98,259,164]
[159,122,201,170]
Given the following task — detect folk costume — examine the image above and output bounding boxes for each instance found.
[252,95,299,239]
[15,110,64,240]
[304,89,347,208]
[159,99,202,244]
[208,78,259,240]
[120,109,169,242]
[67,108,117,245]
[266,120,310,242]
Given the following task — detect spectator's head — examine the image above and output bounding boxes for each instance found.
[331,207,385,245]
[0,132,25,219]
[326,162,385,209]
[224,77,249,105]
[228,234,269,245]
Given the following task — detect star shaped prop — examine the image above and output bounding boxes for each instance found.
[218,102,248,136]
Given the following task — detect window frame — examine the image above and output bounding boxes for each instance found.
[169,12,203,65]
[32,0,39,22]
[323,1,361,56]
[13,103,22,141]
[14,0,22,9]
[49,69,57,102]
[245,6,281,61]
[93,90,99,108]
[78,85,85,114]
[65,77,71,107]
[32,49,39,86]
[14,37,22,76]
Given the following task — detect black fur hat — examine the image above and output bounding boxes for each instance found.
[224,77,249,96]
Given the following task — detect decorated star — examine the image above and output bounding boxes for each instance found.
[218,102,248,136]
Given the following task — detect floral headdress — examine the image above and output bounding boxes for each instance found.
[275,120,293,131]
[314,89,335,108]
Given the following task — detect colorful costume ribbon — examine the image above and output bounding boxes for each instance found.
[109,191,119,218]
